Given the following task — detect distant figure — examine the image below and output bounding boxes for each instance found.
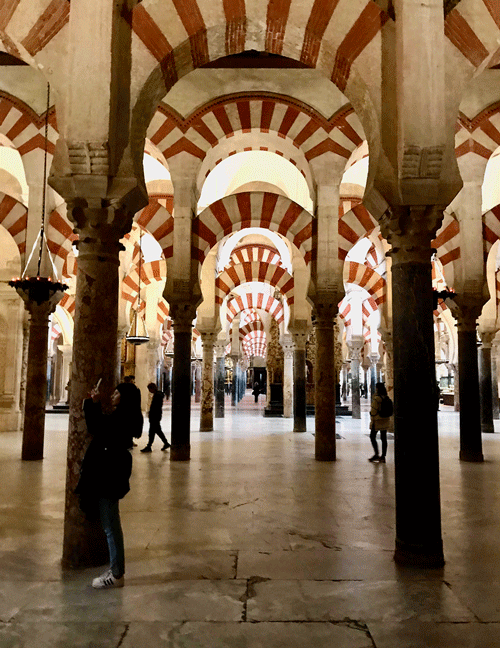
[252,381,261,403]
[122,375,142,448]
[77,381,137,589]
[368,382,393,464]
[141,383,170,452]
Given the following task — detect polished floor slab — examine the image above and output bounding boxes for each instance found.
[2,396,500,647]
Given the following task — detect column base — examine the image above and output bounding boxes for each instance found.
[459,450,484,462]
[394,540,445,569]
[315,450,336,461]
[199,426,213,432]
[171,444,191,461]
[293,426,307,433]
[481,425,495,434]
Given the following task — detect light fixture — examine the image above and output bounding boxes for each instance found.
[126,227,149,345]
[9,83,68,300]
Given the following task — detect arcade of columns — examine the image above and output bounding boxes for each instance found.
[0,0,500,572]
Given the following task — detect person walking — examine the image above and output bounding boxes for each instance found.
[252,381,261,403]
[141,382,170,452]
[76,382,139,589]
[368,382,393,463]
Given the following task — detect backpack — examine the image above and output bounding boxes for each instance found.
[379,395,393,418]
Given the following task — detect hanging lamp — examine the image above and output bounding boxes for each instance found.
[126,228,149,345]
[9,82,68,301]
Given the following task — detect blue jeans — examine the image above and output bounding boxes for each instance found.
[98,498,125,578]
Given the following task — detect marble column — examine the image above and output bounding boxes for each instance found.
[62,210,129,570]
[292,335,307,433]
[456,309,483,461]
[13,285,65,460]
[19,313,29,428]
[170,303,196,461]
[231,355,238,407]
[370,353,379,398]
[492,343,499,420]
[200,332,216,432]
[478,330,495,434]
[57,344,72,405]
[349,336,363,420]
[314,303,337,460]
[451,363,460,412]
[214,342,226,418]
[382,205,444,568]
[282,336,294,418]
[194,360,202,403]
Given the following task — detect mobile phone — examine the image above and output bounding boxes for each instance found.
[95,378,102,390]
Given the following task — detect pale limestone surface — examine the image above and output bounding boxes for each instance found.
[2,398,500,647]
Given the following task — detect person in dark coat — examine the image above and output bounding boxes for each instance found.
[76,382,138,589]
[140,382,170,452]
[252,381,261,403]
[368,382,393,464]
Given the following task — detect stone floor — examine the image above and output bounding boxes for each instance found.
[2,395,500,647]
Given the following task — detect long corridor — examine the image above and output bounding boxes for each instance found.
[2,398,500,647]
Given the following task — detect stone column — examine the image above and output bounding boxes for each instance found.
[314,302,338,460]
[194,360,202,403]
[349,336,363,420]
[62,207,131,569]
[292,332,307,433]
[281,335,294,418]
[170,302,196,461]
[13,283,65,460]
[381,205,445,568]
[478,330,495,434]
[57,344,73,405]
[19,313,29,427]
[230,354,239,407]
[200,332,216,432]
[455,307,483,461]
[369,353,379,398]
[214,342,226,418]
[492,342,500,420]
[451,363,460,412]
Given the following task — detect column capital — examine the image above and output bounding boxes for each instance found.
[312,295,341,327]
[448,297,483,333]
[200,331,218,347]
[479,329,496,349]
[379,204,445,264]
[214,340,228,358]
[280,334,295,359]
[170,302,197,333]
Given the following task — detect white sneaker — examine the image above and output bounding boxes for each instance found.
[92,569,124,589]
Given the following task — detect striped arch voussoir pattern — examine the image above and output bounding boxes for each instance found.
[0,192,27,255]
[343,261,386,305]
[226,292,284,326]
[215,261,294,305]
[194,192,313,266]
[339,204,379,260]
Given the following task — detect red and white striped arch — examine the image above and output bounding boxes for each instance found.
[455,103,500,161]
[229,243,283,267]
[47,206,76,270]
[483,205,500,257]
[339,203,379,260]
[432,212,460,268]
[0,192,27,255]
[121,259,166,310]
[134,196,173,259]
[59,293,75,317]
[343,261,386,306]
[239,319,265,342]
[226,292,285,326]
[242,330,267,359]
[147,95,364,174]
[215,262,294,306]
[0,92,58,176]
[445,3,500,73]
[158,299,170,325]
[193,192,313,266]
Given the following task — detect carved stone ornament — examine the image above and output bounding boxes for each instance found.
[379,204,445,264]
[401,146,444,180]
[68,142,109,176]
